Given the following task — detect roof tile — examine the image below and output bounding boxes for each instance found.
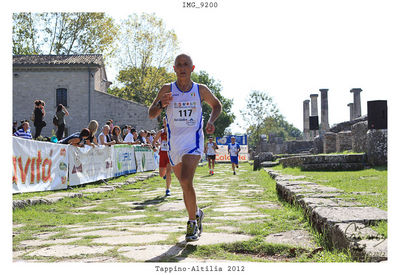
[13,54,104,66]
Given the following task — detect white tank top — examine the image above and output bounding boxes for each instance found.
[206,142,216,155]
[165,82,203,153]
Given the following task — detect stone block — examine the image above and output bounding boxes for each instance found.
[253,156,260,171]
[323,132,337,153]
[301,162,365,171]
[260,161,279,167]
[258,152,275,162]
[279,154,366,170]
[351,121,368,153]
[301,154,366,164]
[311,207,387,226]
[336,131,352,152]
[329,115,368,133]
[312,135,324,154]
[284,140,314,154]
[367,129,387,166]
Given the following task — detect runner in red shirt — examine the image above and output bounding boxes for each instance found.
[152,117,172,196]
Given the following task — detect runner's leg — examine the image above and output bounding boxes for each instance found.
[172,154,200,220]
[166,163,172,190]
[159,167,166,178]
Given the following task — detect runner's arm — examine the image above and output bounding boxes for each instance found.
[149,85,172,119]
[199,84,222,134]
[152,131,162,148]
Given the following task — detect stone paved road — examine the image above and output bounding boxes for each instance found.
[13,163,317,262]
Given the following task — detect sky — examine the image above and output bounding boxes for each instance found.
[101,0,399,134]
[2,0,400,274]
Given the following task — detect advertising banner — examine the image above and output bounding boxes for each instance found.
[12,137,69,193]
[113,144,136,177]
[68,145,114,186]
[134,146,157,173]
[216,135,247,146]
[215,145,249,162]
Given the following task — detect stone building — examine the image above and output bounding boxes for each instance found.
[13,54,158,137]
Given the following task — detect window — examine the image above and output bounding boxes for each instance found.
[56,88,67,106]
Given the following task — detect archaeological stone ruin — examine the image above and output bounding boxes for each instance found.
[253,88,387,171]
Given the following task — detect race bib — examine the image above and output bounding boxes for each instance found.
[172,101,198,127]
[161,140,169,151]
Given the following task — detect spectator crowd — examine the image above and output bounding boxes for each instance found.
[13,99,160,151]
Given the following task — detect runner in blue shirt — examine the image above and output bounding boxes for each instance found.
[228,136,241,175]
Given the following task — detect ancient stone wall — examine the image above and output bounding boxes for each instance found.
[285,140,314,154]
[323,132,337,153]
[279,154,367,171]
[312,135,324,154]
[329,115,368,133]
[367,129,387,166]
[336,131,352,152]
[351,121,368,153]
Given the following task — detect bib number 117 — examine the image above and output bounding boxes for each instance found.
[178,109,192,117]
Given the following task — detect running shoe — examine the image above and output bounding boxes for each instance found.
[233,171,236,175]
[185,221,199,242]
[196,208,204,236]
[163,175,166,180]
[166,189,171,196]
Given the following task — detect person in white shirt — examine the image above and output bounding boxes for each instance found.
[98,125,116,146]
[148,54,222,242]
[124,128,141,144]
[204,136,218,175]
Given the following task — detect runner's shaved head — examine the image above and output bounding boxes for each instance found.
[175,54,193,66]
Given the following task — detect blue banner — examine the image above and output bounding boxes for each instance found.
[216,135,247,146]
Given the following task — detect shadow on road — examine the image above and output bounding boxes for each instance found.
[131,196,167,210]
[146,241,198,262]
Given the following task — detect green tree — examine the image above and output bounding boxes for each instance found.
[240,91,279,147]
[12,13,41,54]
[109,13,179,105]
[109,66,176,106]
[274,114,302,140]
[240,90,302,147]
[13,12,118,58]
[191,71,235,137]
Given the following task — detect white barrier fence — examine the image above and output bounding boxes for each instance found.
[12,137,158,193]
[12,137,69,193]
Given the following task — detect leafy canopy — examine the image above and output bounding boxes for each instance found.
[108,13,179,106]
[12,12,118,59]
[241,90,302,147]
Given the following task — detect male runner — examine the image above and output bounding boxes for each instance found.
[149,54,222,242]
[152,117,172,196]
[228,136,241,175]
[204,136,218,175]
